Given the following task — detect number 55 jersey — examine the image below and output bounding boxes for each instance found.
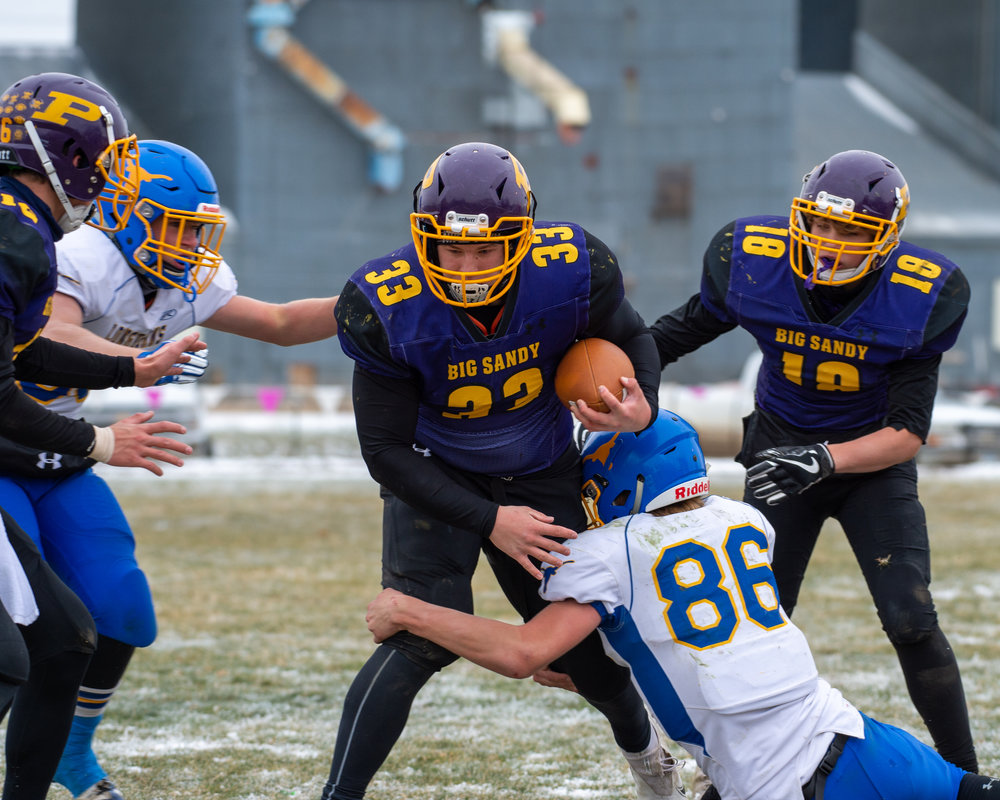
[540,494,864,800]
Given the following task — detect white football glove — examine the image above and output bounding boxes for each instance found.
[138,340,210,386]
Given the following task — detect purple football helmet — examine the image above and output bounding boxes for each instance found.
[788,149,909,286]
[410,142,536,307]
[0,72,139,232]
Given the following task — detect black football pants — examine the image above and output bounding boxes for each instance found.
[322,446,650,800]
[1,508,96,800]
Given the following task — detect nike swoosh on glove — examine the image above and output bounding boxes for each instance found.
[139,341,210,386]
[745,443,834,506]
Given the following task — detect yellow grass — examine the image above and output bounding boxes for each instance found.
[25,471,1000,799]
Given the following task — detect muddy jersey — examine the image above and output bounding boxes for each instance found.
[337,221,608,476]
[0,225,237,476]
[540,495,864,800]
[18,223,237,420]
[704,215,967,431]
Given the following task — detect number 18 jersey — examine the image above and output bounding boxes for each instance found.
[706,215,967,432]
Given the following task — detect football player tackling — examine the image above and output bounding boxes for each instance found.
[367,410,998,800]
[326,142,682,799]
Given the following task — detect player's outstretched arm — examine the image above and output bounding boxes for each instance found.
[93,411,192,476]
[825,427,922,473]
[747,427,923,505]
[44,294,209,386]
[203,294,339,346]
[366,589,599,679]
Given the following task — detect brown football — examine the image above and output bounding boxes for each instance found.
[554,338,635,413]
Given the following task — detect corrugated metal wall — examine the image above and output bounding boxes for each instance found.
[73,0,796,384]
[3,0,989,388]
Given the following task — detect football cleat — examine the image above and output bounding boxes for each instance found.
[624,744,687,799]
[75,778,125,800]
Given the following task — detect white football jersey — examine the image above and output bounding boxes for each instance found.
[41,225,239,419]
[540,495,863,800]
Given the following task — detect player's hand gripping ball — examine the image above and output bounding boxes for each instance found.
[554,338,634,413]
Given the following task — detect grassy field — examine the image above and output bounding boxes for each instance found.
[29,469,1000,799]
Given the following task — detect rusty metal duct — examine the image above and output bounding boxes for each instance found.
[482,10,591,144]
[247,0,406,192]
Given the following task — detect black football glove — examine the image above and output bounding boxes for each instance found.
[745,443,834,506]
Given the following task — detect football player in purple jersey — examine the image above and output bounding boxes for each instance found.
[0,72,198,800]
[650,150,977,776]
[325,142,685,800]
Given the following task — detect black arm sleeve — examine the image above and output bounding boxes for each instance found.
[883,273,968,441]
[884,354,940,442]
[352,365,500,539]
[582,231,660,424]
[650,294,738,369]
[0,323,95,455]
[925,268,970,344]
[14,335,135,389]
[650,222,739,369]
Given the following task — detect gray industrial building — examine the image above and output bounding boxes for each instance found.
[3,0,999,390]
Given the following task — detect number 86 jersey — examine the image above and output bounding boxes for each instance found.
[540,495,863,800]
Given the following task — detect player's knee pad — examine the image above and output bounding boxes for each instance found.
[89,566,157,647]
[385,629,460,672]
[872,561,937,645]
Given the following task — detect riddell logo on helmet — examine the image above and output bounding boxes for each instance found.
[674,479,710,500]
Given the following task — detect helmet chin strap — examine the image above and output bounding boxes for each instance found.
[23,119,94,232]
[805,247,873,287]
[630,475,646,514]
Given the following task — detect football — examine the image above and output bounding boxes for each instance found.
[554,338,635,413]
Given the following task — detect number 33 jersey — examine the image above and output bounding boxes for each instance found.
[540,495,864,800]
[336,221,606,476]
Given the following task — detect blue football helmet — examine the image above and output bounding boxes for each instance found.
[105,140,226,296]
[580,409,709,528]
